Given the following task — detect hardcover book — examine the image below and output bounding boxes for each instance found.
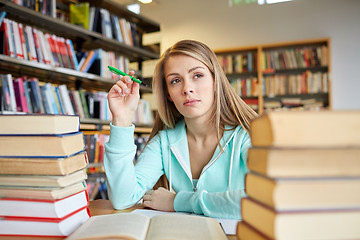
[245,172,360,210]
[0,181,87,200]
[0,114,80,135]
[0,190,89,219]
[241,198,360,240]
[250,111,360,148]
[0,206,90,237]
[247,147,360,178]
[0,131,85,157]
[66,212,227,240]
[0,150,88,175]
[0,169,87,187]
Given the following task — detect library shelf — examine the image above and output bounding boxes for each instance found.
[214,38,331,114]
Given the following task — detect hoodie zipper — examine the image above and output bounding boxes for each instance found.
[170,130,237,192]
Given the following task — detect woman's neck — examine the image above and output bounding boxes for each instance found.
[185,118,219,143]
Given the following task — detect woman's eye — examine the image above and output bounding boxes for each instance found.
[194,73,203,79]
[170,78,180,85]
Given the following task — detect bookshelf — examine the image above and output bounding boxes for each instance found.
[0,0,158,199]
[215,38,331,114]
[0,0,158,123]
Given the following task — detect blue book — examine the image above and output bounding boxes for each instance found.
[82,50,98,73]
[0,11,6,28]
[54,86,65,115]
[66,39,80,71]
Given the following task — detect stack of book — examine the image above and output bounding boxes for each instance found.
[0,114,90,237]
[237,111,360,240]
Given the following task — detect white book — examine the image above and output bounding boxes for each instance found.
[5,74,17,112]
[88,6,95,31]
[73,90,85,119]
[5,19,15,57]
[100,8,112,39]
[58,84,75,115]
[37,29,52,65]
[112,15,123,43]
[25,26,38,61]
[11,21,24,59]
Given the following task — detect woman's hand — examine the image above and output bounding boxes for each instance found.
[143,187,176,212]
[107,70,140,127]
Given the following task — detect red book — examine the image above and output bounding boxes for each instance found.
[0,190,89,219]
[4,19,14,57]
[32,27,44,63]
[18,23,28,60]
[0,206,90,237]
[50,34,63,67]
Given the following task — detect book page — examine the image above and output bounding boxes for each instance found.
[66,213,150,240]
[146,214,227,240]
[132,209,238,235]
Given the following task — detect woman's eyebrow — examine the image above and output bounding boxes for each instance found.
[188,66,204,73]
[166,66,204,78]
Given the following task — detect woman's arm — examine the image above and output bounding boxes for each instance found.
[174,189,245,219]
[104,125,164,209]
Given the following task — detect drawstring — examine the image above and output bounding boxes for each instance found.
[228,131,237,191]
[168,128,238,193]
[169,148,173,192]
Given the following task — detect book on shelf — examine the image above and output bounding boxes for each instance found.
[0,131,85,157]
[11,0,56,17]
[12,77,28,113]
[27,77,45,113]
[245,172,360,211]
[1,73,17,112]
[247,147,360,178]
[58,84,76,115]
[66,212,227,240]
[1,17,79,70]
[241,197,360,240]
[0,180,87,200]
[0,150,88,175]
[99,8,112,39]
[65,39,80,71]
[70,2,90,30]
[0,190,89,219]
[0,114,80,134]
[80,49,98,73]
[250,111,360,148]
[0,206,90,237]
[0,11,6,27]
[0,169,87,187]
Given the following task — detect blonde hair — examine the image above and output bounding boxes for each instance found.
[149,40,258,141]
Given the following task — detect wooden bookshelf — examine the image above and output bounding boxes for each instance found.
[215,38,331,114]
[0,0,158,186]
[0,0,157,122]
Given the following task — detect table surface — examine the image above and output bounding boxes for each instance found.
[0,199,237,240]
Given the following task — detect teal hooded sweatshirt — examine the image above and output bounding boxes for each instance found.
[104,119,250,219]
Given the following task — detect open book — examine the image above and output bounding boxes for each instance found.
[66,212,227,240]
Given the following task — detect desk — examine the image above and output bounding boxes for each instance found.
[0,200,237,240]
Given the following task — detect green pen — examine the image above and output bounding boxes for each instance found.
[108,65,147,86]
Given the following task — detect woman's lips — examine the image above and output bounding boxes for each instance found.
[184,99,200,106]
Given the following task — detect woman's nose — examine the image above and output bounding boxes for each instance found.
[183,81,194,95]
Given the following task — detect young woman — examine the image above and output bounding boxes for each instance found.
[104,40,258,219]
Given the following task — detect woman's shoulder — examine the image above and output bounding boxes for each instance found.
[156,119,186,141]
[225,124,251,142]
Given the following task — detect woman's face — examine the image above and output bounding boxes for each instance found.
[164,54,215,122]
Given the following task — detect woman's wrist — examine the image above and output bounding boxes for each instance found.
[112,116,133,127]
